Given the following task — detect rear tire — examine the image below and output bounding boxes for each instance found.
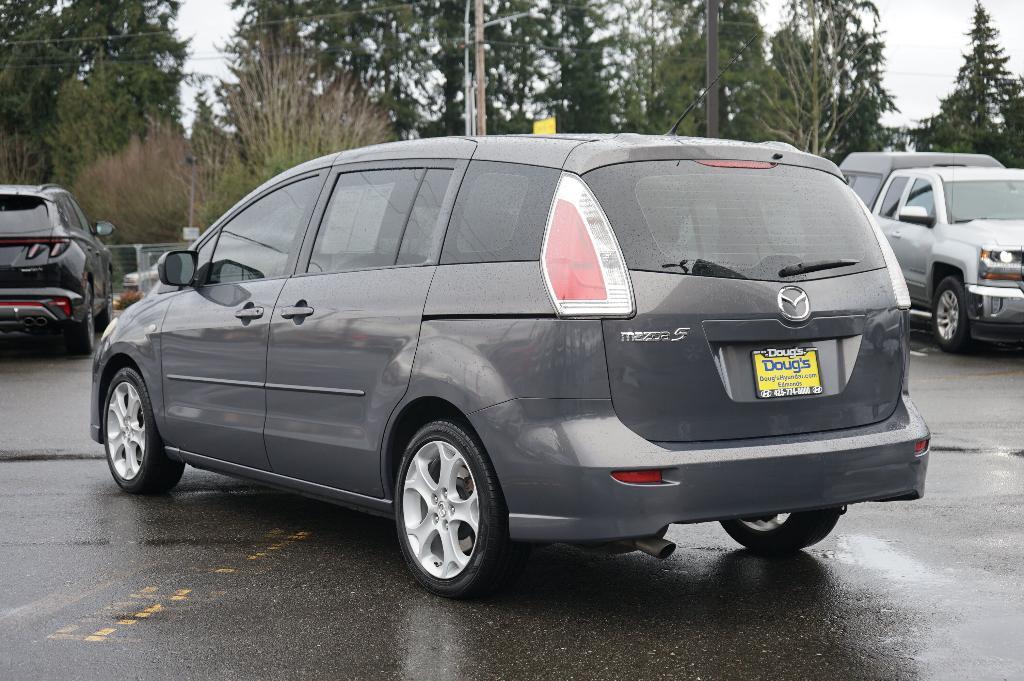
[395,419,530,599]
[103,367,184,494]
[64,284,95,355]
[95,280,113,331]
[721,508,842,556]
[932,276,972,353]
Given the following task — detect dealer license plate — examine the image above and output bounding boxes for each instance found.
[752,347,823,399]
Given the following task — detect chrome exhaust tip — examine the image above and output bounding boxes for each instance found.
[632,536,676,560]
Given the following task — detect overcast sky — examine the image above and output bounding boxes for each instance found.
[177,0,1024,131]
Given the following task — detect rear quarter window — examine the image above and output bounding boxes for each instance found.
[440,161,559,264]
[584,161,884,282]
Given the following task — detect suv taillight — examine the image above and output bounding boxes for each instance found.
[540,173,634,317]
[25,238,70,259]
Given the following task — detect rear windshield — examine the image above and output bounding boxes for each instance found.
[585,161,884,281]
[0,195,50,234]
[944,179,1024,223]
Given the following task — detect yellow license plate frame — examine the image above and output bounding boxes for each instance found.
[752,347,823,399]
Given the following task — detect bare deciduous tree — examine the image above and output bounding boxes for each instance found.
[0,131,44,184]
[761,0,888,157]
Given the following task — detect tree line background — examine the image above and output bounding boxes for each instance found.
[0,0,1021,243]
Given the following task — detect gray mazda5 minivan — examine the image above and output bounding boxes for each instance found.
[91,134,930,598]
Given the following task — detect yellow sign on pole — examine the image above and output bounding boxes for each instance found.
[532,117,557,135]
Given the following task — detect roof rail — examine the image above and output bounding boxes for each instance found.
[37,183,66,192]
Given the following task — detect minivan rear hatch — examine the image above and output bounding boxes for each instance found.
[584,160,904,443]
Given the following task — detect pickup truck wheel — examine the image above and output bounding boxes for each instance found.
[932,276,972,353]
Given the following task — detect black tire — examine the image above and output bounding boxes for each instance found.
[721,508,842,556]
[395,419,530,599]
[103,367,184,494]
[95,279,113,332]
[931,276,973,353]
[64,284,95,355]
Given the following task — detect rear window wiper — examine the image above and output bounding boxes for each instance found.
[662,258,748,280]
[778,259,859,278]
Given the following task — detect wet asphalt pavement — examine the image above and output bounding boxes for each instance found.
[1,327,1022,680]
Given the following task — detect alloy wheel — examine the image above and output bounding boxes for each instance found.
[106,382,146,480]
[740,513,791,532]
[402,440,480,579]
[935,290,959,341]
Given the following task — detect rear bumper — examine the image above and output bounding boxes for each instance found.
[470,395,929,543]
[0,287,81,331]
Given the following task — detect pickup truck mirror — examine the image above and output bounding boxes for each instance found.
[157,250,198,287]
[898,205,935,227]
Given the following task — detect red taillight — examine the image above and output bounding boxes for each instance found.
[540,173,633,317]
[52,296,72,317]
[696,159,776,169]
[914,438,930,455]
[49,239,70,257]
[611,469,663,484]
[0,300,44,308]
[544,199,607,301]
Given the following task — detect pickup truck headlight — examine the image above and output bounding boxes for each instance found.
[979,248,1023,282]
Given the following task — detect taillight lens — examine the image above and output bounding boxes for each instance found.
[611,469,663,484]
[51,296,72,317]
[855,195,911,310]
[541,173,634,317]
[24,238,70,259]
[914,438,930,456]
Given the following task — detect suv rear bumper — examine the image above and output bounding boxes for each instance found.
[0,287,81,331]
[470,395,929,543]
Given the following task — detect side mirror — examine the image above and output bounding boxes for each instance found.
[94,220,115,236]
[157,250,198,287]
[898,205,935,227]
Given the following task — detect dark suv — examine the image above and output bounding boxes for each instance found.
[90,135,930,598]
[0,184,115,354]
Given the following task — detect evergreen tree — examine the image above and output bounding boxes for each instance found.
[547,0,613,133]
[914,1,1018,162]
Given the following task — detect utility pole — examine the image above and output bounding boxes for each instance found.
[474,0,486,136]
[185,155,197,228]
[706,0,719,138]
[464,0,473,135]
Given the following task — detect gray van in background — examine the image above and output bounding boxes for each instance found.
[90,134,930,598]
[840,151,1003,207]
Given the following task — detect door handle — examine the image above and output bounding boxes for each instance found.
[280,303,314,320]
[234,305,264,320]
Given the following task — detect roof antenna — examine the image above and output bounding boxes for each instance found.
[666,33,758,137]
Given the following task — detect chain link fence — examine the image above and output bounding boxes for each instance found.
[108,243,186,296]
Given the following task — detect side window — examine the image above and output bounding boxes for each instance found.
[880,177,908,218]
[848,173,882,205]
[68,197,90,231]
[208,176,320,285]
[440,161,560,264]
[193,233,217,284]
[397,169,454,266]
[53,196,74,229]
[307,169,420,274]
[905,178,935,218]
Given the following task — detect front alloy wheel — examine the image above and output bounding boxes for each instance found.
[932,276,972,353]
[106,381,146,480]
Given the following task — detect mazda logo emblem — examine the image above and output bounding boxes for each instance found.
[778,286,810,322]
